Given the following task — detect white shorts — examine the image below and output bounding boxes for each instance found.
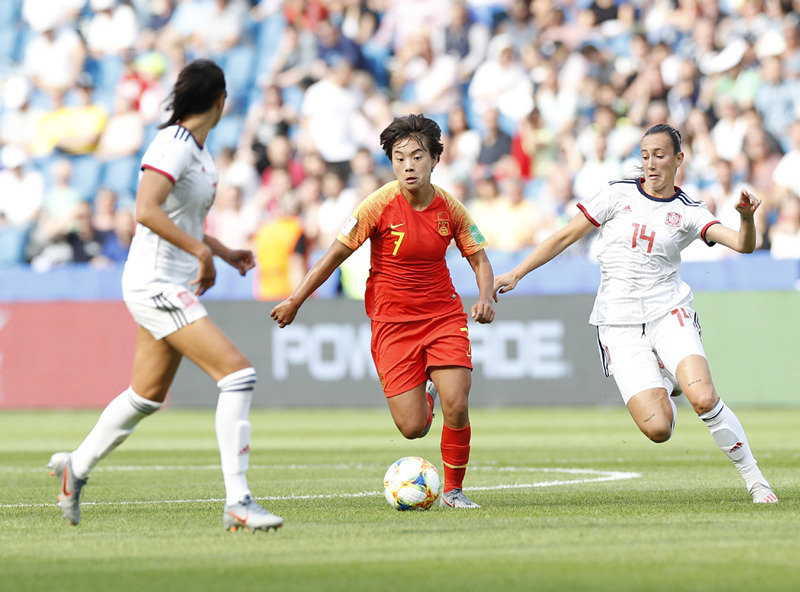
[595,306,706,404]
[124,283,208,340]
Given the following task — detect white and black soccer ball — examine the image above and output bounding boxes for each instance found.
[383,456,441,510]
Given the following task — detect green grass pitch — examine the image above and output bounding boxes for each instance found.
[1,406,798,592]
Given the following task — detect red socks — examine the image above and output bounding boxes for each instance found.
[441,424,471,492]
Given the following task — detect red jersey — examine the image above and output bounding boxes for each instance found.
[337,181,487,322]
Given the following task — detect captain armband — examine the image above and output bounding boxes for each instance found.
[340,216,358,236]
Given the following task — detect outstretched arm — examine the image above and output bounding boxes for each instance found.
[493,212,596,298]
[465,249,496,324]
[270,239,354,327]
[704,189,761,254]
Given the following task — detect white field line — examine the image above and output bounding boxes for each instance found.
[0,464,640,509]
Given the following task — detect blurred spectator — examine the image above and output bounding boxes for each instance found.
[391,31,461,126]
[195,0,249,55]
[240,85,296,174]
[496,0,538,57]
[0,146,45,229]
[32,74,107,157]
[710,95,747,163]
[32,201,112,270]
[753,55,800,146]
[337,0,380,47]
[0,76,41,156]
[26,158,84,261]
[65,201,113,264]
[205,184,260,251]
[434,0,490,85]
[22,5,86,103]
[476,107,512,173]
[768,195,800,258]
[84,0,140,58]
[468,33,533,131]
[298,58,368,178]
[258,135,304,190]
[100,207,136,263]
[314,16,367,72]
[512,107,557,181]
[737,121,782,247]
[218,146,262,204]
[465,173,505,247]
[91,187,120,232]
[445,104,481,180]
[268,23,317,95]
[489,176,543,252]
[572,133,622,202]
[346,147,378,188]
[158,0,248,57]
[314,170,357,249]
[681,107,717,185]
[349,69,394,162]
[94,93,146,160]
[117,51,170,124]
[2,0,800,278]
[534,61,579,136]
[773,120,800,200]
[252,191,307,301]
[781,14,800,78]
[339,172,382,299]
[369,0,450,54]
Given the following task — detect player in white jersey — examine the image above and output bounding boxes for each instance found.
[47,60,284,532]
[494,124,777,504]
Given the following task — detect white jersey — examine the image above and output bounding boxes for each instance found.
[122,125,218,294]
[578,178,719,325]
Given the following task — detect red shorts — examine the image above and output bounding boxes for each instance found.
[370,312,472,397]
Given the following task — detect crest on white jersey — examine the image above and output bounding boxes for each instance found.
[665,212,682,227]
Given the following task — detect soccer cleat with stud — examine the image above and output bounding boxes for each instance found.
[439,488,481,509]
[419,381,438,438]
[749,482,778,504]
[224,494,284,533]
[48,452,88,526]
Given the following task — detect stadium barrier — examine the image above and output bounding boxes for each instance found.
[1,292,797,409]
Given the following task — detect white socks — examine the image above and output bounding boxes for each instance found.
[70,387,163,479]
[215,367,257,505]
[699,399,766,489]
[70,368,259,505]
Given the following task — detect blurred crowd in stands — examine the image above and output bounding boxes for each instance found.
[2,0,800,299]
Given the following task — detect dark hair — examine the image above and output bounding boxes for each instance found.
[379,114,444,161]
[160,59,226,129]
[643,123,682,154]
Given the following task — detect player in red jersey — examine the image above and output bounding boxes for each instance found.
[271,114,496,508]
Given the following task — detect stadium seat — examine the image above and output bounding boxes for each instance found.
[221,45,256,116]
[0,0,22,26]
[206,114,243,155]
[0,25,18,61]
[255,13,285,60]
[99,155,140,199]
[0,223,31,266]
[68,155,103,201]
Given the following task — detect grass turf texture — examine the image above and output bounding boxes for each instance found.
[1,407,798,592]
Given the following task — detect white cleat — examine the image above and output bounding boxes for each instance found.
[439,488,481,509]
[749,482,778,504]
[223,495,284,533]
[48,452,88,526]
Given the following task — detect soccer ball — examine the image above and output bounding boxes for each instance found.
[383,456,441,510]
